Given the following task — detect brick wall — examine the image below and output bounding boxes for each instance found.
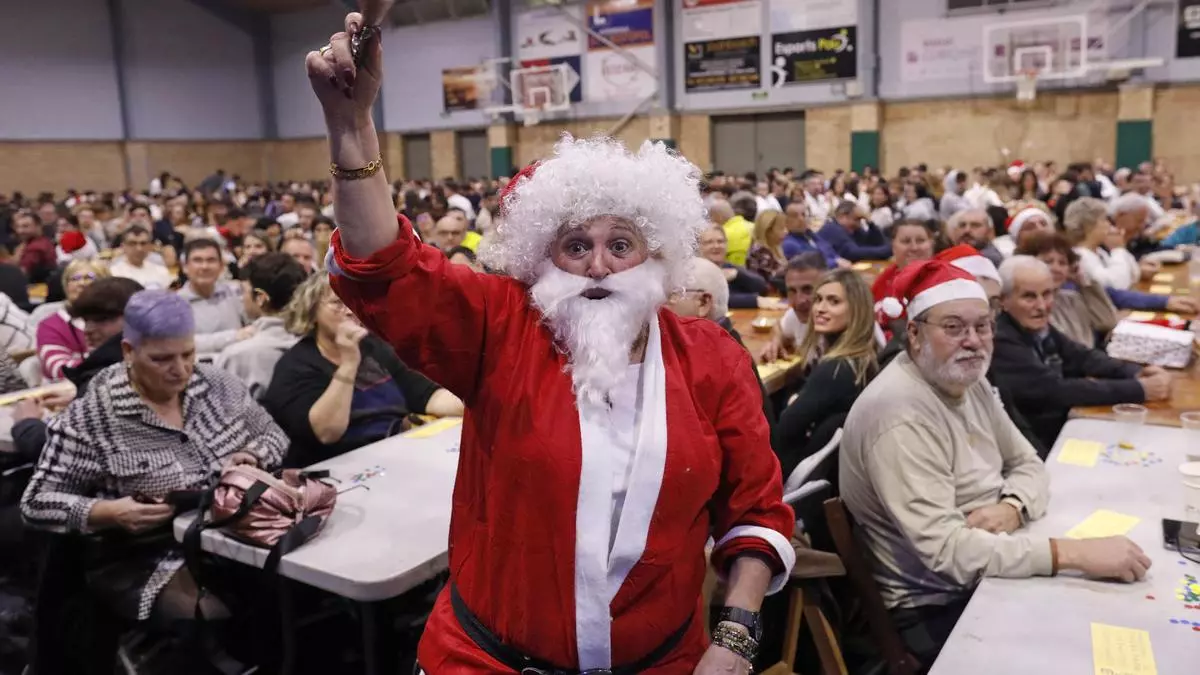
[806,106,852,175]
[0,142,127,195]
[880,92,1119,175]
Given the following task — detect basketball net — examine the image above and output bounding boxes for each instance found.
[1016,68,1039,104]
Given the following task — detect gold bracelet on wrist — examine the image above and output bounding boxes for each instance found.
[329,154,383,180]
[711,623,759,663]
[333,372,356,385]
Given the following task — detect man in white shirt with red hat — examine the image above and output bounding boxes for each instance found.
[841,259,1151,667]
[306,10,794,674]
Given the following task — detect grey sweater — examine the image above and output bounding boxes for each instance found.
[214,316,298,400]
[178,282,246,354]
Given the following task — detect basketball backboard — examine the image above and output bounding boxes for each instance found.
[480,58,579,126]
[983,14,1090,84]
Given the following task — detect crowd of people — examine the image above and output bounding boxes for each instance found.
[2,28,1200,667]
[0,144,1194,671]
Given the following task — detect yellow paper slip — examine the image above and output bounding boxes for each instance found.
[1126,311,1156,322]
[852,262,873,271]
[1056,439,1104,467]
[403,417,463,439]
[1091,623,1157,675]
[1066,509,1141,539]
[1152,272,1175,283]
[1148,284,1173,294]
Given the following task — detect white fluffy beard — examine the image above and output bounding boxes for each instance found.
[529,258,669,408]
[914,334,993,391]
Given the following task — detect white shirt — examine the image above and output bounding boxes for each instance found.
[579,364,643,553]
[276,211,300,229]
[756,195,782,215]
[447,193,476,222]
[805,192,832,223]
[1074,246,1138,291]
[869,206,895,231]
[779,308,809,345]
[110,259,175,290]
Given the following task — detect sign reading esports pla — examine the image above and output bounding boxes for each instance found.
[770,25,857,86]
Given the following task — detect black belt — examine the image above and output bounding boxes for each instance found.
[449,583,692,675]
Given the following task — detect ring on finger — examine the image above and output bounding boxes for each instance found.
[319,44,332,56]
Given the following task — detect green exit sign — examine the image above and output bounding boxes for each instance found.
[751,91,769,101]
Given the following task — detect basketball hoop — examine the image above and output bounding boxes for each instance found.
[1016,68,1039,104]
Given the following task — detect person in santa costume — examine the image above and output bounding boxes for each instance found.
[306,12,795,674]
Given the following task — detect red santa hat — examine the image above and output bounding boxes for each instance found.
[480,135,707,291]
[1007,207,1047,240]
[59,230,87,254]
[935,244,1000,285]
[1007,160,1026,179]
[879,259,988,320]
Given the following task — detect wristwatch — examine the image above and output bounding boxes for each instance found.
[1001,494,1028,525]
[717,607,763,642]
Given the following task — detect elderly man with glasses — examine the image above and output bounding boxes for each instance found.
[988,255,1169,450]
[841,259,1151,668]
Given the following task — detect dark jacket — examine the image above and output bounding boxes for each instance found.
[878,331,1049,459]
[772,357,872,476]
[11,333,125,462]
[720,262,768,309]
[989,311,1144,450]
[0,263,30,311]
[816,219,892,261]
[263,335,440,467]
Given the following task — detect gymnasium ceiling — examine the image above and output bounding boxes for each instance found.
[219,0,492,25]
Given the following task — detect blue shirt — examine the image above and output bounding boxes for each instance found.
[816,220,892,262]
[782,231,839,268]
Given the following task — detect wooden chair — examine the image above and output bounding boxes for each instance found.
[760,479,847,675]
[821,498,920,675]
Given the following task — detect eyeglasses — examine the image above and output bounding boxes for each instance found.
[915,317,995,339]
[68,273,98,283]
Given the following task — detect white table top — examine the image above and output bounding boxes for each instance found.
[173,420,461,602]
[931,419,1200,675]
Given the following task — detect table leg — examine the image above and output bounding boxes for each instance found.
[361,601,380,675]
[280,577,297,675]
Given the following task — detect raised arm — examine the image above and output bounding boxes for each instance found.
[305,11,396,258]
[306,10,516,402]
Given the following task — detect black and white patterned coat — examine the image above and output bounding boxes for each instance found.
[20,362,289,619]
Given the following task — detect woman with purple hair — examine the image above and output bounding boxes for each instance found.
[21,289,290,629]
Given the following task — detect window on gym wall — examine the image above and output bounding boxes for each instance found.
[947,0,1058,14]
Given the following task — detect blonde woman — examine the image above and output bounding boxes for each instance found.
[262,273,463,467]
[772,268,879,475]
[36,259,109,380]
[746,209,788,281]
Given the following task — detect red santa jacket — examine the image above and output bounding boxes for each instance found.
[329,217,795,673]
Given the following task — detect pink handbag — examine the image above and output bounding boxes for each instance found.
[184,465,338,575]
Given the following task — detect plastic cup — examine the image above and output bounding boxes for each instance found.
[1181,462,1200,516]
[1113,403,1148,449]
[1182,412,1200,462]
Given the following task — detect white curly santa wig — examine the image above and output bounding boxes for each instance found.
[479,134,709,292]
